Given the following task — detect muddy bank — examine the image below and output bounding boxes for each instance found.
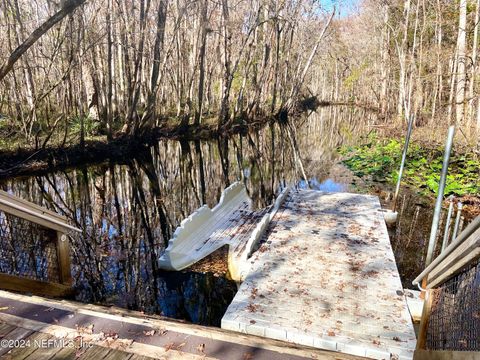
[0,120,260,179]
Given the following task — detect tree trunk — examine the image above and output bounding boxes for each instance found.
[455,0,467,125]
[0,0,86,82]
[194,0,208,125]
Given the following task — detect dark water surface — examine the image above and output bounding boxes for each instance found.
[0,111,441,325]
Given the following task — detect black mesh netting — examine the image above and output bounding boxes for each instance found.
[426,259,480,351]
[0,210,60,283]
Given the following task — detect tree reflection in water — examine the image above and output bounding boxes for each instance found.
[0,111,373,325]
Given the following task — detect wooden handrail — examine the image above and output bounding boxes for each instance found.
[0,190,78,294]
[0,190,81,233]
[413,215,480,288]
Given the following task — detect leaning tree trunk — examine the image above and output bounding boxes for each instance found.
[0,0,86,82]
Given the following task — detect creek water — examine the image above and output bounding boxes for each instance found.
[0,110,447,326]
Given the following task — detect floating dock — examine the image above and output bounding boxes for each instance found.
[0,185,418,359]
[222,190,416,359]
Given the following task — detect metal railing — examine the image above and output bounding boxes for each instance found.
[0,190,80,297]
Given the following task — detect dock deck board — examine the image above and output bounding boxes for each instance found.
[222,190,416,359]
[0,290,366,360]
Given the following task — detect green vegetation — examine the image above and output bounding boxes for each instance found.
[338,135,480,197]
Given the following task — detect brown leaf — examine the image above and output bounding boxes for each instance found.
[327,329,336,337]
[76,324,94,335]
[243,352,254,360]
[109,338,133,350]
[165,342,185,352]
[164,343,176,352]
[143,330,155,336]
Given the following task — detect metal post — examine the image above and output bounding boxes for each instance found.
[441,196,454,252]
[425,125,455,266]
[393,114,415,212]
[451,202,463,242]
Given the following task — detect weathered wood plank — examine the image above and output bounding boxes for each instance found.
[55,231,72,285]
[0,274,72,297]
[102,348,134,360]
[416,289,433,351]
[81,346,118,359]
[0,191,80,234]
[0,191,66,222]
[0,292,367,360]
[2,332,53,360]
[0,289,369,359]
[0,327,33,356]
[128,355,156,360]
[426,226,480,289]
[48,344,76,360]
[0,323,17,338]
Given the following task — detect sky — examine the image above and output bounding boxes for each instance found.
[322,0,361,18]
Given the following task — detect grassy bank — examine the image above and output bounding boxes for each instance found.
[338,133,480,199]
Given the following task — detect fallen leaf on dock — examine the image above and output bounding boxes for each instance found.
[243,352,254,360]
[165,342,185,352]
[76,324,94,334]
[109,338,133,350]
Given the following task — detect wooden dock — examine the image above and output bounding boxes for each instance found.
[0,290,366,360]
[222,190,416,359]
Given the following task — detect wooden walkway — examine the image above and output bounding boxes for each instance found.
[222,190,416,359]
[0,290,366,360]
[0,320,153,360]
